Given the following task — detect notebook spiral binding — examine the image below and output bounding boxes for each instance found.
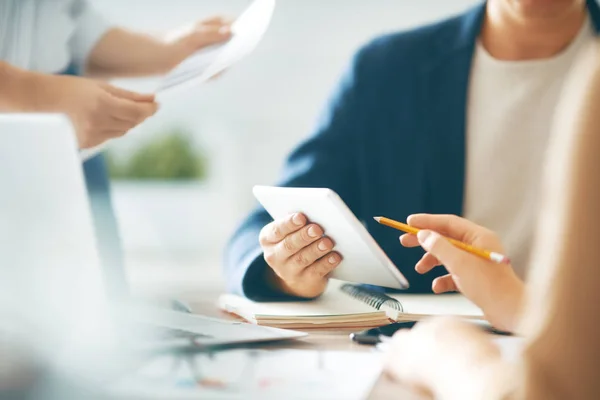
[340,284,404,313]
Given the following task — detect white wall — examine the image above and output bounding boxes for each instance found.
[91,0,480,269]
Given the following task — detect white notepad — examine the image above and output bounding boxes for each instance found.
[218,280,483,329]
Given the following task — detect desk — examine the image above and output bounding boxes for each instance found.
[176,287,425,400]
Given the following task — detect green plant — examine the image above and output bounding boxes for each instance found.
[108,131,207,181]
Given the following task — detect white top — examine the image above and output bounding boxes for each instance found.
[464,18,594,277]
[0,0,111,73]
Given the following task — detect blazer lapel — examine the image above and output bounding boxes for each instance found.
[587,0,600,33]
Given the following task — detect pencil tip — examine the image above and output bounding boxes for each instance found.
[373,216,381,222]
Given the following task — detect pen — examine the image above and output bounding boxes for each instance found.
[373,216,511,264]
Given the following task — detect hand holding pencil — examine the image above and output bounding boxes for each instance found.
[374,213,524,331]
[374,216,510,264]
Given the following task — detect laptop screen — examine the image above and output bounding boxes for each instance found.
[0,115,123,396]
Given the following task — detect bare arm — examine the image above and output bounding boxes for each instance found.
[385,41,600,400]
[513,41,600,400]
[0,60,157,149]
[85,18,231,78]
[0,62,39,111]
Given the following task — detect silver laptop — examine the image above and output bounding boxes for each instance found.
[0,114,305,353]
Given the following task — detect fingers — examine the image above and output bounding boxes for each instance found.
[431,274,458,294]
[108,96,159,123]
[300,252,341,282]
[259,214,340,299]
[100,115,146,138]
[260,213,307,245]
[408,214,487,243]
[277,224,323,259]
[102,84,155,103]
[416,230,480,275]
[415,252,440,274]
[399,234,442,274]
[286,237,335,271]
[190,20,232,49]
[399,233,419,248]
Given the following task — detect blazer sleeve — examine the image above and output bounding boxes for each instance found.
[224,44,376,300]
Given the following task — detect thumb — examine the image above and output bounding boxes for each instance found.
[417,230,473,275]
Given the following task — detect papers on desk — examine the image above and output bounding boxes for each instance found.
[111,349,382,400]
[80,0,276,162]
[377,335,524,364]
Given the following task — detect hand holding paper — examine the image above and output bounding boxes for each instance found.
[156,0,276,96]
[81,0,276,161]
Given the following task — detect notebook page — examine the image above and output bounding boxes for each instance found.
[219,291,379,319]
[218,282,384,321]
[388,293,483,318]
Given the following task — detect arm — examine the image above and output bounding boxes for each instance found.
[385,43,600,399]
[512,42,600,400]
[0,62,35,111]
[385,214,523,398]
[68,0,230,78]
[224,45,374,300]
[0,60,157,149]
[84,18,231,78]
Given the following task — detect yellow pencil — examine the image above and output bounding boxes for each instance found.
[373,216,511,264]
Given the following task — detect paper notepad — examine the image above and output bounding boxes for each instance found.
[218,280,483,329]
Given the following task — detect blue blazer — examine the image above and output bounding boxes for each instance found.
[225,1,600,300]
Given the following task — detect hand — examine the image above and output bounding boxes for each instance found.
[35,74,158,149]
[400,214,524,331]
[384,317,503,398]
[165,16,233,70]
[259,213,342,298]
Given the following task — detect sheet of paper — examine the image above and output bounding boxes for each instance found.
[388,293,484,318]
[111,349,382,400]
[156,0,276,96]
[377,335,524,364]
[79,0,276,162]
[218,285,380,318]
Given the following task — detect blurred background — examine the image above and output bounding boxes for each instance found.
[95,0,479,294]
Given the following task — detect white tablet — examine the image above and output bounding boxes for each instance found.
[253,186,409,289]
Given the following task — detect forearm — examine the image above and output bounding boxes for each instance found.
[486,273,526,333]
[85,28,180,78]
[0,62,43,112]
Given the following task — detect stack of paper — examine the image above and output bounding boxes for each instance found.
[219,291,392,329]
[218,281,483,329]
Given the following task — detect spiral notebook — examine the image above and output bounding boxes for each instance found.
[218,280,483,329]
